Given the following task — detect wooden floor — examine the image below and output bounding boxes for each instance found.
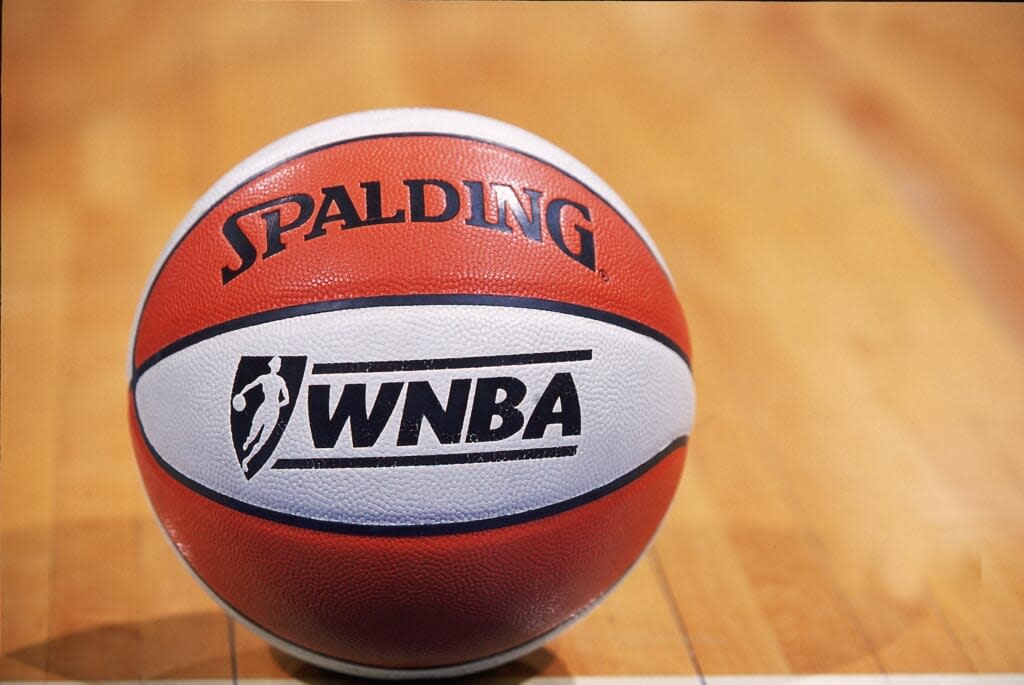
[2,2,1023,681]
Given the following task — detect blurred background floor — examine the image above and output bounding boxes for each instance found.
[2,2,1023,681]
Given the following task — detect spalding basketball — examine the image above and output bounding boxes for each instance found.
[128,109,695,677]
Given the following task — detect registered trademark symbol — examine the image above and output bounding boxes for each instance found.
[598,268,610,282]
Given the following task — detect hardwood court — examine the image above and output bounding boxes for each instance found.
[2,2,1023,681]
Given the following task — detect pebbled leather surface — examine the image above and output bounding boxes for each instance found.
[134,304,693,528]
[132,133,689,370]
[128,110,695,671]
[131,398,687,669]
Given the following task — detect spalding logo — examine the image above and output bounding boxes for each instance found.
[230,350,589,478]
[220,179,597,284]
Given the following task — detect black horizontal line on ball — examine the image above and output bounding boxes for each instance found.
[271,445,578,469]
[310,349,592,375]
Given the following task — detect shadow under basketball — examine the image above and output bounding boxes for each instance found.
[266,640,565,683]
[3,612,234,680]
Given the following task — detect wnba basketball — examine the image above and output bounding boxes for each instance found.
[128,108,695,677]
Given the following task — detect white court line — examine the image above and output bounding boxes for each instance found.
[5,676,1023,685]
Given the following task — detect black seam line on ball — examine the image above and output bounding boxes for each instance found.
[311,349,593,375]
[133,387,688,538]
[131,130,677,369]
[130,294,690,387]
[272,445,579,471]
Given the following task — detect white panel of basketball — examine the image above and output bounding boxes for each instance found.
[134,304,693,528]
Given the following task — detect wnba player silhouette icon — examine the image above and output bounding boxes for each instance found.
[233,356,290,471]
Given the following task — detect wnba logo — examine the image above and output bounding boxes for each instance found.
[228,349,588,479]
[229,355,307,478]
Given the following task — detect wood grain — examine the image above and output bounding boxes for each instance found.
[2,2,1023,679]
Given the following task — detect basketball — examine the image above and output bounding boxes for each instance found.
[128,108,695,677]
